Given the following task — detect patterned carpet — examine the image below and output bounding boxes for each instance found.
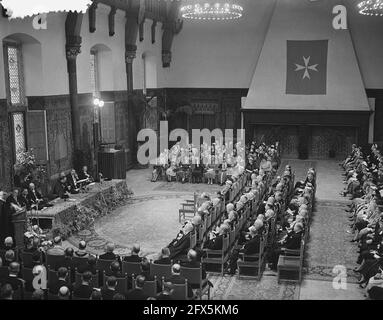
[153,181,223,194]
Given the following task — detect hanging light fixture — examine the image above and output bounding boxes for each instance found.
[180,1,244,21]
[358,0,383,16]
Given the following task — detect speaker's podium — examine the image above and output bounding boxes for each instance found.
[98,149,126,179]
[12,208,26,248]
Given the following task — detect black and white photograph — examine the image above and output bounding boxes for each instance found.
[0,0,383,308]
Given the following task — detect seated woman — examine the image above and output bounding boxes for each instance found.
[166,163,178,182]
[204,161,216,185]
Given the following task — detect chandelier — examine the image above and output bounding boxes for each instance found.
[180,1,244,21]
[357,0,383,16]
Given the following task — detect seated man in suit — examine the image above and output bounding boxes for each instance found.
[203,224,230,251]
[126,275,149,300]
[105,261,123,278]
[73,271,94,299]
[180,249,212,290]
[228,221,263,275]
[74,241,89,259]
[52,174,70,200]
[123,244,142,263]
[66,169,80,194]
[101,276,119,300]
[139,258,161,293]
[156,281,174,300]
[1,262,25,299]
[49,267,73,296]
[78,255,98,275]
[18,188,31,211]
[78,166,93,184]
[269,222,304,271]
[28,183,52,210]
[46,236,65,257]
[154,247,172,265]
[166,264,193,299]
[6,189,22,210]
[99,243,119,261]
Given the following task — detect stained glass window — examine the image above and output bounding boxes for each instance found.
[13,112,26,157]
[6,45,24,105]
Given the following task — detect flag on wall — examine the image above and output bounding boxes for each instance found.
[286,40,328,95]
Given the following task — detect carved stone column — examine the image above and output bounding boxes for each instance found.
[125,45,137,93]
[65,12,83,158]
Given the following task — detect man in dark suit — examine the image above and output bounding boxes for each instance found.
[78,255,97,275]
[156,281,174,300]
[99,243,119,261]
[6,189,22,209]
[52,174,70,200]
[73,271,94,299]
[228,222,263,275]
[66,169,80,194]
[270,222,304,270]
[18,188,31,211]
[166,264,193,299]
[105,261,123,278]
[101,276,118,300]
[49,267,73,295]
[0,191,13,243]
[154,248,172,265]
[126,275,149,300]
[181,249,207,280]
[139,259,161,293]
[123,244,142,262]
[204,224,229,251]
[1,262,25,299]
[28,183,49,210]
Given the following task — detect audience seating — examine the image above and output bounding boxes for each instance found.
[162,277,188,300]
[74,270,100,288]
[72,256,89,270]
[180,264,210,300]
[121,261,142,277]
[104,271,128,294]
[237,233,267,280]
[21,251,42,268]
[46,255,65,271]
[277,239,305,284]
[140,276,157,297]
[202,235,230,275]
[150,262,172,280]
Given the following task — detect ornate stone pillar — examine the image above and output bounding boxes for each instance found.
[125,44,137,93]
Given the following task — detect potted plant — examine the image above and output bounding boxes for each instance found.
[14,149,47,189]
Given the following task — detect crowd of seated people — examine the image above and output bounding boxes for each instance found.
[0,234,214,300]
[150,140,280,186]
[0,168,97,242]
[341,144,383,299]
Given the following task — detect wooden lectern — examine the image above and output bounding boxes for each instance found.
[12,208,26,248]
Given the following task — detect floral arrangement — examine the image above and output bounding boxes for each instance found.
[14,149,47,186]
[52,182,134,239]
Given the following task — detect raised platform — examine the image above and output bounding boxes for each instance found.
[28,180,130,234]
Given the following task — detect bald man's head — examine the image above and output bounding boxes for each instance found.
[105,243,115,253]
[171,264,181,275]
[58,286,70,299]
[187,249,197,262]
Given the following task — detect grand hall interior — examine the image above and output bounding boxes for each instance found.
[0,0,383,302]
